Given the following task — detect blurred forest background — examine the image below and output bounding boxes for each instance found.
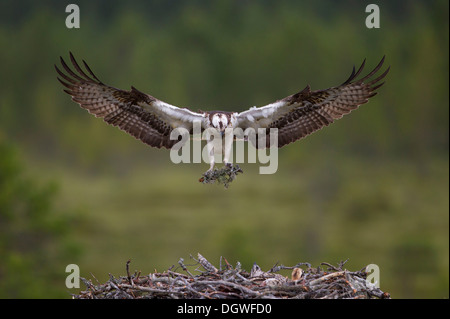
[0,0,448,298]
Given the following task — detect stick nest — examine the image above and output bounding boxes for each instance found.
[73,254,390,299]
[199,164,243,188]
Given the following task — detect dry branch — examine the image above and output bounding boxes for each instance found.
[73,254,390,299]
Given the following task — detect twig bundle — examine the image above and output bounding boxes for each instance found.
[199,165,243,188]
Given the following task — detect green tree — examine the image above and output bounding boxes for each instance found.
[0,135,81,298]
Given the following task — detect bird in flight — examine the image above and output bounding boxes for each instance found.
[55,53,389,182]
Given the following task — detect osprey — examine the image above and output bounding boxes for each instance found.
[55,53,389,174]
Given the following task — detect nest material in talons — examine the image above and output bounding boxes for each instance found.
[199,164,243,188]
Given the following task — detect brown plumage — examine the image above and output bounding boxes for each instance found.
[55,53,389,166]
[55,53,199,149]
[239,57,390,147]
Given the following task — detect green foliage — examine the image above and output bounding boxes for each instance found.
[0,0,448,298]
[0,136,81,298]
[0,1,448,164]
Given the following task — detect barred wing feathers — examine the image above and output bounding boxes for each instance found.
[237,57,389,147]
[55,52,204,149]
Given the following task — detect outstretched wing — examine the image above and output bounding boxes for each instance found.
[236,57,390,148]
[55,52,204,149]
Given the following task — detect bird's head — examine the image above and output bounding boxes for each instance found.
[204,111,238,136]
[211,113,229,132]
